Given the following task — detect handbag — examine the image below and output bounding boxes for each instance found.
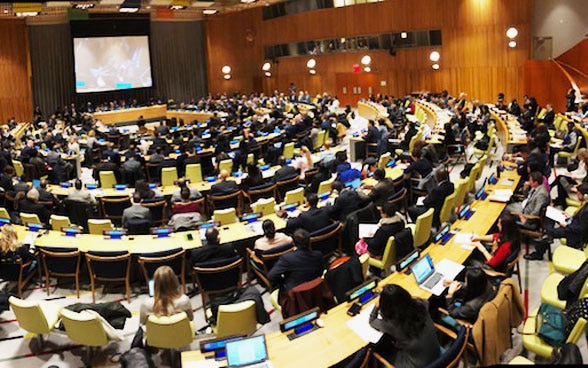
[536,303,566,347]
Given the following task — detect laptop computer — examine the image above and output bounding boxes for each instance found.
[410,254,464,296]
[225,335,271,368]
[345,178,362,190]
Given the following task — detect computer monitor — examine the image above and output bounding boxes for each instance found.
[32,179,41,188]
[199,335,245,356]
[345,178,362,190]
[279,307,321,333]
[345,278,379,304]
[396,248,420,273]
[26,223,44,232]
[225,335,268,367]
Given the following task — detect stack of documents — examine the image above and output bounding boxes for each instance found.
[488,189,513,202]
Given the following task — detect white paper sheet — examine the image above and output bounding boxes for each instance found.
[546,206,568,224]
[358,224,380,239]
[346,304,384,343]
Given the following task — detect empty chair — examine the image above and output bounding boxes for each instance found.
[523,314,586,359]
[99,171,117,189]
[9,296,61,346]
[50,214,71,231]
[13,160,24,178]
[252,197,276,216]
[317,177,335,196]
[0,207,10,220]
[377,152,391,169]
[185,163,203,183]
[283,187,305,205]
[87,219,113,235]
[85,250,132,302]
[213,208,237,226]
[213,300,257,338]
[438,189,457,226]
[125,218,152,235]
[309,222,343,258]
[161,167,178,187]
[145,163,161,183]
[283,142,295,160]
[219,159,233,175]
[209,190,242,215]
[407,207,434,249]
[39,246,81,298]
[20,212,41,225]
[368,236,397,277]
[0,251,38,297]
[146,312,194,367]
[64,198,95,232]
[245,182,277,204]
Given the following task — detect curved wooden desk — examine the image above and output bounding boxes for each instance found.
[490,108,527,152]
[93,105,168,125]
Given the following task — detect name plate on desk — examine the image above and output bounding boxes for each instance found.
[457,204,474,220]
[114,184,128,191]
[279,307,321,341]
[61,227,81,237]
[60,182,72,188]
[0,218,11,226]
[151,227,173,238]
[26,223,45,232]
[103,229,126,240]
[85,183,98,190]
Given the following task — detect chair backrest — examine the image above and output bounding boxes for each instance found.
[20,212,41,225]
[63,199,94,232]
[219,159,233,175]
[413,207,434,249]
[317,177,335,195]
[138,248,186,281]
[284,187,305,205]
[141,200,167,226]
[377,152,391,169]
[192,257,243,306]
[87,219,113,235]
[161,167,178,187]
[368,235,396,272]
[39,247,81,276]
[126,218,152,235]
[86,251,131,281]
[566,317,587,344]
[0,207,9,220]
[247,182,277,203]
[309,222,343,257]
[283,142,295,159]
[59,308,109,347]
[439,189,457,225]
[99,170,117,189]
[99,196,132,225]
[276,175,300,200]
[247,153,255,165]
[253,197,276,216]
[209,190,242,214]
[213,208,237,225]
[146,312,194,349]
[282,277,336,318]
[426,324,469,368]
[9,297,53,334]
[13,161,24,178]
[216,300,257,338]
[453,177,470,209]
[185,163,203,183]
[50,215,71,231]
[145,163,160,182]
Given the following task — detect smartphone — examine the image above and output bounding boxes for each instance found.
[186,233,194,241]
[347,302,361,316]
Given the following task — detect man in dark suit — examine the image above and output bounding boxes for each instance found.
[273,156,298,183]
[286,193,331,233]
[210,170,239,196]
[408,169,454,227]
[19,188,50,226]
[190,227,238,266]
[362,119,380,144]
[368,168,396,207]
[328,181,363,222]
[525,183,588,261]
[267,229,324,298]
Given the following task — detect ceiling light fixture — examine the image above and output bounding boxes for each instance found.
[224,74,231,80]
[508,41,517,48]
[400,32,407,39]
[506,27,518,39]
[202,9,218,14]
[363,66,371,72]
[262,62,271,71]
[432,63,440,70]
[306,59,316,68]
[221,65,231,74]
[429,51,440,62]
[360,55,371,65]
[264,72,271,77]
[309,69,316,75]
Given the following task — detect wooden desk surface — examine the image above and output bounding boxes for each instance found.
[93,105,167,125]
[182,167,520,368]
[33,213,286,253]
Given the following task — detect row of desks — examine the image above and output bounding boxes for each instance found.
[92,105,215,125]
[181,167,521,367]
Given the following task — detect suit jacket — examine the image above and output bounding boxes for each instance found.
[565,204,588,248]
[210,180,239,196]
[329,189,362,222]
[286,207,331,233]
[522,185,549,216]
[273,165,298,183]
[423,180,454,226]
[122,204,152,227]
[267,248,324,294]
[365,217,405,257]
[369,178,396,206]
[190,242,237,267]
[19,199,50,225]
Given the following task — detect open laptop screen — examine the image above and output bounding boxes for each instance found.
[411,254,435,284]
[226,335,268,367]
[345,178,362,190]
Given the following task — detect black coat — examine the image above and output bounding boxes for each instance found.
[190,243,237,267]
[267,248,324,294]
[365,219,405,257]
[286,207,331,233]
[210,180,239,196]
[423,180,454,226]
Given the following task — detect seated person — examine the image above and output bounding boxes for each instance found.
[369,284,441,367]
[291,146,313,179]
[149,146,166,163]
[273,156,298,183]
[404,147,433,182]
[135,180,164,201]
[67,179,96,205]
[139,265,193,325]
[549,121,580,166]
[0,224,36,267]
[121,152,143,182]
[122,193,152,228]
[471,213,521,272]
[408,168,453,226]
[19,188,50,226]
[210,170,239,196]
[310,162,332,193]
[443,267,496,323]
[190,227,237,266]
[171,178,202,202]
[505,171,549,229]
[171,187,203,216]
[267,229,324,302]
[254,219,293,252]
[240,163,265,192]
[526,183,588,261]
[367,168,395,207]
[333,151,351,175]
[358,202,405,259]
[328,181,363,222]
[285,193,331,233]
[550,148,587,207]
[360,157,378,179]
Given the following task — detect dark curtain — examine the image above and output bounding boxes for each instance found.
[29,21,207,120]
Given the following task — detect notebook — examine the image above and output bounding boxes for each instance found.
[410,254,464,296]
[225,335,271,368]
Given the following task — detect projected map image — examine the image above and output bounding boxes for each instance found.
[74,36,153,93]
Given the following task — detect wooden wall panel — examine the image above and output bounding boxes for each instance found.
[523,60,570,112]
[557,40,588,74]
[206,0,532,104]
[0,20,32,123]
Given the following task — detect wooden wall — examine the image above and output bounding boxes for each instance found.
[0,20,32,123]
[205,0,532,103]
[523,60,570,112]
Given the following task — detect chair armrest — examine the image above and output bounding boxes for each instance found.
[434,322,458,339]
[481,268,507,279]
[437,307,473,329]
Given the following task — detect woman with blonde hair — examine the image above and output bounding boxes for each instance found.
[139,265,192,324]
[0,224,35,265]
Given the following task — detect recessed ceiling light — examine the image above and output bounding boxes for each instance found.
[429,51,440,62]
[202,9,217,15]
[224,74,231,80]
[309,69,316,75]
[432,63,440,70]
[508,41,517,48]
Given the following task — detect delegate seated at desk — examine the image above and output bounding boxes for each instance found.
[210,170,239,196]
[190,227,237,267]
[285,193,331,233]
